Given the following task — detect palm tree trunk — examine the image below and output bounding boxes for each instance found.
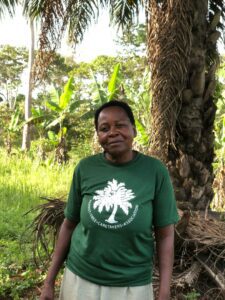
[106,205,118,224]
[148,0,221,210]
[22,18,34,151]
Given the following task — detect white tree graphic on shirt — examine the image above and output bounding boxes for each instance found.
[93,179,135,224]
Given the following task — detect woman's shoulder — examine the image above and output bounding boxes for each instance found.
[138,153,170,178]
[77,153,102,166]
[139,152,166,167]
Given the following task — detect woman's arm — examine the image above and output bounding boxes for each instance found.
[154,224,175,300]
[40,218,77,300]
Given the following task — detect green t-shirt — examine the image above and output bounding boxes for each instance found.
[64,152,179,287]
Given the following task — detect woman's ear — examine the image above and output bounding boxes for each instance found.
[133,126,137,137]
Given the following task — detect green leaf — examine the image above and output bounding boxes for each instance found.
[46,116,63,128]
[26,114,48,125]
[58,127,67,139]
[59,77,74,109]
[47,131,58,145]
[80,109,94,120]
[9,109,20,131]
[135,119,149,145]
[46,100,61,112]
[91,71,108,104]
[49,89,60,104]
[108,63,121,101]
[69,100,82,112]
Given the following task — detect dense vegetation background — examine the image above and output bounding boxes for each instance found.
[0,1,225,298]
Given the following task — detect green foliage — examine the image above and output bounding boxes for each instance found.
[90,56,120,79]
[0,104,23,151]
[214,99,225,165]
[8,108,20,132]
[0,45,28,108]
[0,239,44,299]
[211,56,225,211]
[126,70,152,150]
[213,56,225,169]
[108,63,122,101]
[0,148,77,298]
[39,52,75,90]
[45,77,78,139]
[115,23,147,56]
[184,290,201,300]
[91,63,123,105]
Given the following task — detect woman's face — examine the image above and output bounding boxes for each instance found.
[97,106,136,163]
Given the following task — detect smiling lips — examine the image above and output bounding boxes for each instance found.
[108,140,123,146]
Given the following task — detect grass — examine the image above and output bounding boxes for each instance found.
[0,148,79,299]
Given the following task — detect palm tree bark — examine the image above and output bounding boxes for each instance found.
[148,0,221,210]
[22,17,34,150]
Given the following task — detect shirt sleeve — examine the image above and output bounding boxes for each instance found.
[153,162,179,227]
[64,163,82,222]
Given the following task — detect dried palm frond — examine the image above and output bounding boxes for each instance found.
[172,211,225,297]
[25,197,66,265]
[173,262,202,287]
[182,213,225,258]
[153,210,225,298]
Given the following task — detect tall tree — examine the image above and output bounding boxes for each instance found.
[0,45,27,108]
[24,0,225,209]
[21,17,35,150]
[148,0,225,210]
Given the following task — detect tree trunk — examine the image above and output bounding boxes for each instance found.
[106,204,118,224]
[22,18,35,151]
[148,0,220,210]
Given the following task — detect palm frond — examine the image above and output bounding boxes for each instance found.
[109,0,145,29]
[0,0,18,18]
[25,197,66,265]
[65,0,98,44]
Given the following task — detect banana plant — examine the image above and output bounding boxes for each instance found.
[45,77,79,163]
[5,108,21,154]
[91,63,123,106]
[27,76,82,162]
[46,76,75,136]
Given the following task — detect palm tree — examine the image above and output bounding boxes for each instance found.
[148,0,225,210]
[0,0,18,18]
[24,0,225,209]
[93,179,135,224]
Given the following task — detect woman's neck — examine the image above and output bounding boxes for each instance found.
[104,150,136,164]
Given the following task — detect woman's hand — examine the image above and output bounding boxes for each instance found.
[39,218,77,300]
[39,282,54,300]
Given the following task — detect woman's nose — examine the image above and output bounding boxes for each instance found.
[108,126,118,136]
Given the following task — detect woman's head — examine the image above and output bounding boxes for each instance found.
[94,101,136,163]
[94,100,135,131]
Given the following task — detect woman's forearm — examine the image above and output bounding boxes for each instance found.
[44,218,77,286]
[155,224,175,300]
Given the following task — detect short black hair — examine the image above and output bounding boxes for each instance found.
[94,100,135,130]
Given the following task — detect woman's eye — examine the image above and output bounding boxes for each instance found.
[99,127,108,132]
[116,123,126,128]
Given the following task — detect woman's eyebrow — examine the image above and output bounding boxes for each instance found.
[98,122,109,126]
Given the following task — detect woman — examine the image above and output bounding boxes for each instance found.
[40,100,179,300]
